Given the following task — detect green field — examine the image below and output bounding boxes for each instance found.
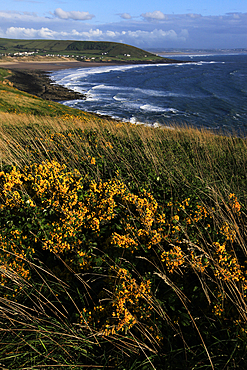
[0,38,176,63]
[0,68,247,369]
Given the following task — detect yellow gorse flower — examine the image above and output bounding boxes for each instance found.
[1,160,246,338]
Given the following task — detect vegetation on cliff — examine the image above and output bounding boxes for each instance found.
[0,68,247,369]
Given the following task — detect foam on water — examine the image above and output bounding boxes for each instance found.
[113,94,129,102]
[51,54,247,134]
[51,60,219,85]
[140,104,179,113]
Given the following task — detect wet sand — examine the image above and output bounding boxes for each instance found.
[0,60,121,71]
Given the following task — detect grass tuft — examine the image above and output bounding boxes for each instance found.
[0,76,247,369]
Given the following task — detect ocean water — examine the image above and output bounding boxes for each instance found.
[50,54,247,135]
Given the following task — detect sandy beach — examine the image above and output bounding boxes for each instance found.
[0,60,122,71]
[0,54,187,71]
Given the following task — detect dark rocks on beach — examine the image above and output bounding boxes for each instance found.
[7,69,86,102]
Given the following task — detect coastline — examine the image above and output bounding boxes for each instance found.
[6,68,88,101]
[0,59,128,101]
[2,60,126,101]
[1,58,188,102]
[0,60,121,71]
[0,57,187,71]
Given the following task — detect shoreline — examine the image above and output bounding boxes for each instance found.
[6,68,87,102]
[0,55,189,71]
[0,60,121,71]
[1,60,127,101]
[2,58,189,102]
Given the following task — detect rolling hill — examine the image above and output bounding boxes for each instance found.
[0,38,178,63]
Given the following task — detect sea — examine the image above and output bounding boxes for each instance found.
[50,53,247,135]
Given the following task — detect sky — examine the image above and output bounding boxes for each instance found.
[0,0,246,49]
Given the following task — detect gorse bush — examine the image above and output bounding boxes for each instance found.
[0,81,247,368]
[1,159,247,369]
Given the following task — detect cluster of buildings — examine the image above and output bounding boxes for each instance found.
[0,52,77,58]
[45,54,77,58]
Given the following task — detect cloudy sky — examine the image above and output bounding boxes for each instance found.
[0,0,246,49]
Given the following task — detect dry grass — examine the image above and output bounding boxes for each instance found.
[1,112,247,204]
[1,100,247,369]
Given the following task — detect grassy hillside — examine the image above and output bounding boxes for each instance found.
[0,38,175,63]
[0,69,247,369]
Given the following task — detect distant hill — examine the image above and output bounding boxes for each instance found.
[0,38,178,63]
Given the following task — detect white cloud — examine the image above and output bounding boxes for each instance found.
[121,29,188,46]
[5,26,105,40]
[0,11,246,49]
[53,8,94,21]
[120,13,132,20]
[106,30,118,37]
[6,26,37,38]
[78,29,103,39]
[3,26,187,46]
[39,27,58,39]
[0,10,38,21]
[77,28,187,46]
[141,11,167,21]
[70,29,102,38]
[6,26,58,38]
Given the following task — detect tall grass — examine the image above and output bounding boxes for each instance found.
[1,110,247,369]
[1,112,246,202]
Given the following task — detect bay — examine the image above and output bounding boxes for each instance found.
[51,54,247,135]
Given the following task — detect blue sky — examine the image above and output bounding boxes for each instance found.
[0,0,246,49]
